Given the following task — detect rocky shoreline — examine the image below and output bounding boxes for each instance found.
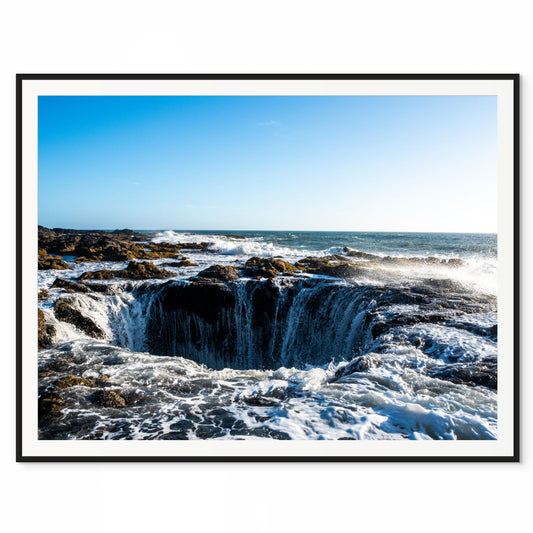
[37,226,494,433]
[37,225,467,348]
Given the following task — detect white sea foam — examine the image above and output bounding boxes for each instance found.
[149,230,497,294]
[39,339,497,440]
[152,230,310,257]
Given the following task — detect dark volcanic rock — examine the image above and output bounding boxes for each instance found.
[38,289,50,300]
[38,309,56,348]
[39,355,74,374]
[51,277,113,294]
[157,281,236,324]
[84,282,115,294]
[53,298,106,338]
[242,257,296,278]
[54,375,97,389]
[295,255,361,279]
[196,265,240,281]
[91,390,127,408]
[39,226,84,255]
[146,280,245,365]
[250,281,280,329]
[164,259,198,267]
[79,261,175,281]
[342,247,465,267]
[51,278,91,293]
[123,261,175,279]
[173,242,212,251]
[343,248,380,260]
[148,242,186,255]
[316,263,363,279]
[112,228,139,236]
[38,225,56,239]
[78,269,116,281]
[446,258,465,267]
[430,361,497,390]
[39,225,188,262]
[38,252,72,270]
[38,391,65,417]
[295,255,350,269]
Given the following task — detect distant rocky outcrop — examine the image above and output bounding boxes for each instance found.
[73,239,187,262]
[343,248,380,260]
[38,226,211,263]
[342,247,465,267]
[216,234,245,240]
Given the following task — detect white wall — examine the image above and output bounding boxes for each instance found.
[0,2,530,531]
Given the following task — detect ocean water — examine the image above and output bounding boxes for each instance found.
[38,230,498,441]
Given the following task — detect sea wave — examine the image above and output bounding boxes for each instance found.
[150,231,497,294]
[151,230,311,257]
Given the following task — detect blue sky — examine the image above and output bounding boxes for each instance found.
[38,95,497,232]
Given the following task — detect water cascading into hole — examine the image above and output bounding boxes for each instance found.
[55,277,496,372]
[141,279,375,370]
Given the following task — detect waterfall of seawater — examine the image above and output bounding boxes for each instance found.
[143,279,374,369]
[50,277,496,374]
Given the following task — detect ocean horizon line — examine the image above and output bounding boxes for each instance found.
[38,226,497,236]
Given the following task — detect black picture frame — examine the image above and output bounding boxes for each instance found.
[16,73,520,462]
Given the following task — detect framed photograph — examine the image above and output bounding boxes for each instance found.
[17,74,519,461]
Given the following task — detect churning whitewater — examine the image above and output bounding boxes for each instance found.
[37,229,497,440]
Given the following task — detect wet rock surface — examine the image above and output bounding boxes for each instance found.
[242,257,296,278]
[79,261,175,281]
[38,391,65,418]
[38,309,56,348]
[342,247,465,267]
[51,277,92,293]
[294,255,361,278]
[196,264,240,281]
[54,375,98,389]
[91,389,127,408]
[38,289,50,300]
[51,374,110,389]
[53,298,106,338]
[38,251,72,270]
[51,277,114,294]
[430,359,497,389]
[38,225,211,263]
[164,258,198,267]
